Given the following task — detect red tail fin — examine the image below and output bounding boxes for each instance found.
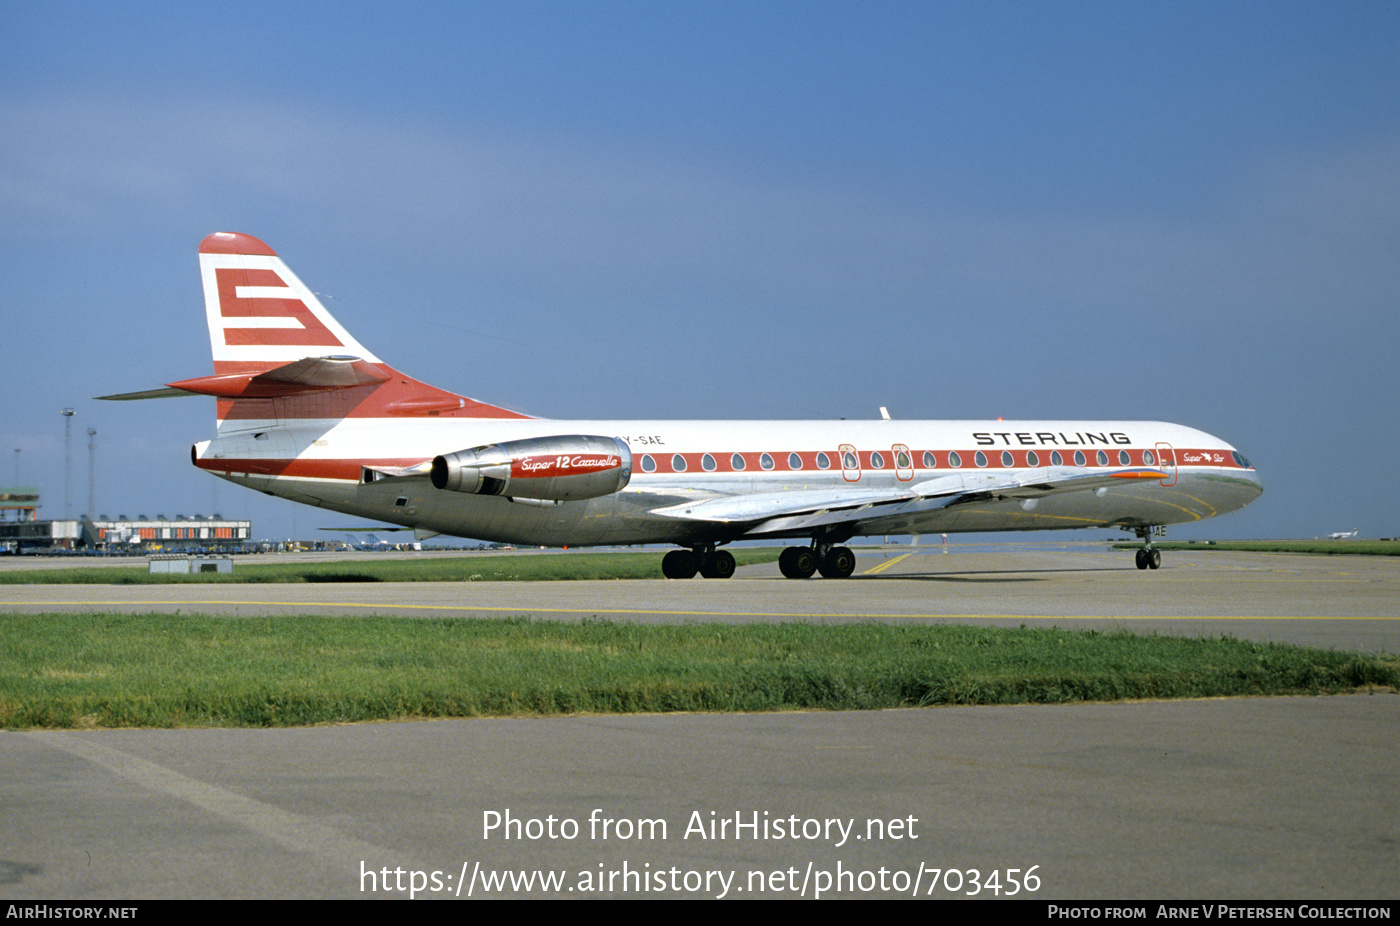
[194,232,530,422]
[100,233,531,420]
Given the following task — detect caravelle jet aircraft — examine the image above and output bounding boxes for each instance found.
[101,232,1263,579]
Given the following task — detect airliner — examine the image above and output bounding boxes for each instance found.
[100,232,1263,579]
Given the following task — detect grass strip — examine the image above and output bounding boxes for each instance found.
[3,613,1394,729]
[1112,540,1400,556]
[0,549,782,585]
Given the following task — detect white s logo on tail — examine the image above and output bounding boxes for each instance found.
[200,232,379,369]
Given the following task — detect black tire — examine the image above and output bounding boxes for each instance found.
[817,546,856,578]
[699,549,736,579]
[778,546,817,579]
[662,549,698,579]
[1148,548,1161,570]
[1135,549,1149,570]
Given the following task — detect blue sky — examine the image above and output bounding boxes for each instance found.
[3,1,1397,542]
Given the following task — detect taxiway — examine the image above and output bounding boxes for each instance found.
[3,545,1396,899]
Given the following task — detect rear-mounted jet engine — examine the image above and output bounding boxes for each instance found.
[430,435,632,501]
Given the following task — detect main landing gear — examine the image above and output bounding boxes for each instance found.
[661,545,735,579]
[659,539,857,579]
[1133,525,1163,570]
[778,542,855,579]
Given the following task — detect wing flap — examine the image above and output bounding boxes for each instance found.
[648,486,913,524]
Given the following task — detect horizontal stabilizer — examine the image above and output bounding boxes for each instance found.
[95,386,201,401]
[169,356,392,398]
[97,356,392,402]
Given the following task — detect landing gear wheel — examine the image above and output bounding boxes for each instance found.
[1133,526,1165,571]
[778,546,817,579]
[662,549,698,579]
[817,545,856,579]
[699,549,736,579]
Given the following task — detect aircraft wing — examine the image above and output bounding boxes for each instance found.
[648,467,1170,536]
[648,486,913,524]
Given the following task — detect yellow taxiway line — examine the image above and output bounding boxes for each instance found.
[8,598,1396,622]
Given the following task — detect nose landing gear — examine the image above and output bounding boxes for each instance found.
[1133,526,1164,570]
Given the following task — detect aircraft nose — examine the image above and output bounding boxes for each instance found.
[1233,450,1263,497]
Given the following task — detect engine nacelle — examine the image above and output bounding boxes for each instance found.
[430,435,632,501]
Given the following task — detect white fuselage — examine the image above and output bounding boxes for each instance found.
[197,416,1262,546]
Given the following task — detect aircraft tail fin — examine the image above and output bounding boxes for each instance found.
[198,232,382,371]
[96,232,532,422]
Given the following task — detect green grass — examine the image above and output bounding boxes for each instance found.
[0,549,782,584]
[1112,540,1400,556]
[3,613,1394,729]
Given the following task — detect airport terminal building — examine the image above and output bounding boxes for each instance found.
[0,512,252,554]
[92,515,253,551]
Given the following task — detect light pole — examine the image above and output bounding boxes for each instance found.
[87,428,97,521]
[61,408,75,520]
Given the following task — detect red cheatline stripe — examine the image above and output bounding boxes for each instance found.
[202,449,1239,482]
